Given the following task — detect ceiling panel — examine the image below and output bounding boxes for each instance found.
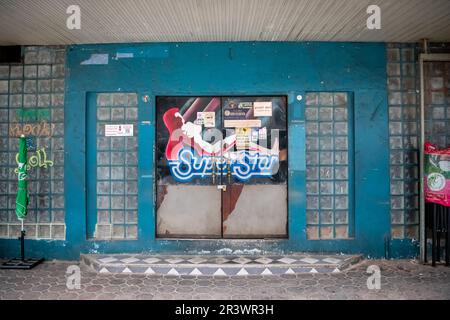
[0,0,449,45]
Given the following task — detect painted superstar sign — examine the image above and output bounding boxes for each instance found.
[163,106,281,182]
[168,148,279,182]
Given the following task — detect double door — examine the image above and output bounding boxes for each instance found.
[155,96,287,238]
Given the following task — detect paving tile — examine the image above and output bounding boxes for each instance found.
[300,258,320,264]
[120,257,140,264]
[277,257,297,264]
[255,258,274,264]
[245,267,264,275]
[186,257,208,264]
[196,267,217,275]
[322,257,342,264]
[173,268,195,275]
[143,258,161,264]
[231,257,252,264]
[98,257,118,264]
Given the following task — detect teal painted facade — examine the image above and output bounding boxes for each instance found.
[0,41,418,260]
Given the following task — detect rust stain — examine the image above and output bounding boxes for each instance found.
[279,148,287,161]
[222,184,244,222]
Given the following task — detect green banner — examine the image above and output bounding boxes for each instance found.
[15,135,28,220]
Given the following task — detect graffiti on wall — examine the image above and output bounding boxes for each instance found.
[14,147,54,173]
[9,121,55,137]
[15,109,51,121]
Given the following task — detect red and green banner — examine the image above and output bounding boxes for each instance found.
[424,142,450,207]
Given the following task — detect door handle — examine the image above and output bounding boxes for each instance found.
[227,159,231,184]
[211,158,216,184]
[217,184,227,192]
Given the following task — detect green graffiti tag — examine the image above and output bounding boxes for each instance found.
[15,109,51,121]
[14,147,54,173]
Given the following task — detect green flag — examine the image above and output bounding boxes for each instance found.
[16,135,28,220]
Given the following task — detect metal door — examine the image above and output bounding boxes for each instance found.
[155,96,287,238]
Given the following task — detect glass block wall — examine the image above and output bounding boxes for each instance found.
[94,93,139,240]
[386,43,420,239]
[305,92,353,240]
[0,46,65,239]
[423,60,450,148]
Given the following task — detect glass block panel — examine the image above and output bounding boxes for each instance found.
[335,225,348,239]
[306,151,319,165]
[306,211,319,224]
[305,92,352,239]
[306,122,318,135]
[335,181,348,194]
[320,211,333,224]
[320,226,333,239]
[320,151,333,165]
[306,226,319,240]
[319,122,333,135]
[319,108,333,121]
[307,196,319,210]
[387,44,423,239]
[335,211,348,224]
[320,181,333,194]
[306,181,319,194]
[334,122,348,135]
[306,167,318,180]
[94,92,139,240]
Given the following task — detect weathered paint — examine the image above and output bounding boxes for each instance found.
[0,41,413,260]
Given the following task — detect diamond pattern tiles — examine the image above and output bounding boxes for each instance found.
[82,254,362,276]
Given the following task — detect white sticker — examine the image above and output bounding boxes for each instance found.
[251,128,259,142]
[115,52,134,59]
[253,101,272,117]
[238,102,253,109]
[195,112,204,125]
[236,128,250,150]
[224,119,261,128]
[258,127,267,140]
[105,124,133,137]
[202,112,215,128]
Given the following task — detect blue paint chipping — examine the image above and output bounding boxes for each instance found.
[0,41,415,260]
[80,53,109,65]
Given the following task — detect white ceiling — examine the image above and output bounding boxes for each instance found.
[0,0,449,45]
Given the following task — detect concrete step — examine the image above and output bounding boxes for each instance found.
[81,253,363,276]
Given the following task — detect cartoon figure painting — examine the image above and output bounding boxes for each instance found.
[162,105,281,182]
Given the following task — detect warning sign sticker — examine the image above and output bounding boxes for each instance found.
[105,124,134,137]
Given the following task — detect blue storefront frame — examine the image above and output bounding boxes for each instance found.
[0,41,417,260]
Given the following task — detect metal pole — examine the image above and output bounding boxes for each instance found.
[20,230,25,262]
[419,54,426,263]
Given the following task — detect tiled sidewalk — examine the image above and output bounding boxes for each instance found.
[0,259,449,300]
